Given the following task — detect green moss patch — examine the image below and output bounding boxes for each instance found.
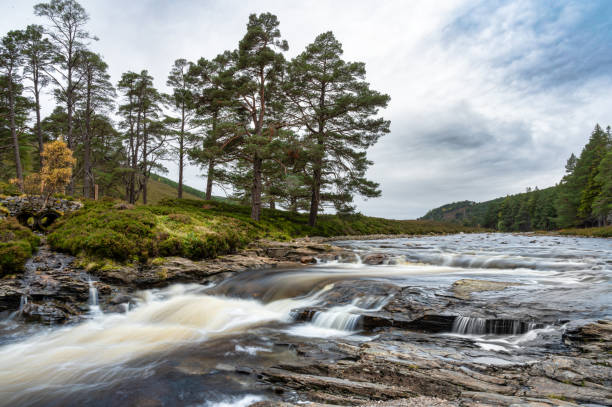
[0,218,40,276]
[48,199,483,263]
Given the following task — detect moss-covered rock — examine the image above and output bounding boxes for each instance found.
[0,218,40,276]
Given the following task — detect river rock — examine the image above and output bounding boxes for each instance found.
[562,320,612,354]
[451,279,522,300]
[0,281,24,312]
[362,253,389,265]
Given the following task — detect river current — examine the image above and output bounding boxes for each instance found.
[0,233,610,406]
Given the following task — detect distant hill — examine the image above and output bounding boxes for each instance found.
[420,186,559,231]
[146,174,236,204]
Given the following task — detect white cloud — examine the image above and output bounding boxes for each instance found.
[2,0,611,218]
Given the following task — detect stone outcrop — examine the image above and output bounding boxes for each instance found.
[0,196,82,229]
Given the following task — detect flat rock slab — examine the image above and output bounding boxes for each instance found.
[452,279,523,300]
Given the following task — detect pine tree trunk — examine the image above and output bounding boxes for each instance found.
[309,167,321,227]
[269,200,275,210]
[178,103,185,198]
[143,179,147,205]
[205,111,217,201]
[83,136,91,198]
[290,196,298,212]
[251,155,262,221]
[8,80,23,186]
[83,75,92,199]
[66,61,74,196]
[34,85,43,170]
[142,114,148,205]
[206,159,214,200]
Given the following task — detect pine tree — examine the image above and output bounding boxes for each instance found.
[166,58,199,198]
[556,153,581,228]
[34,0,96,193]
[0,31,26,187]
[232,13,288,221]
[592,147,612,225]
[187,52,241,200]
[117,70,166,203]
[21,24,54,169]
[285,32,390,225]
[0,75,32,182]
[75,50,114,198]
[576,125,609,225]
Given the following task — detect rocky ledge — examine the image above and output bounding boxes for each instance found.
[0,238,354,322]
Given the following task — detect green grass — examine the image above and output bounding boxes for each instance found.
[48,199,483,263]
[0,217,40,276]
[148,174,237,203]
[556,225,612,238]
[138,177,204,204]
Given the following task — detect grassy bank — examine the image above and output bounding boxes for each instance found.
[556,225,612,238]
[48,199,483,264]
[0,218,40,276]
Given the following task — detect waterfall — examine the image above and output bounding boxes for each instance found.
[452,316,486,334]
[88,279,98,306]
[452,316,540,335]
[88,279,100,315]
[311,309,361,331]
[18,295,28,313]
[308,295,389,332]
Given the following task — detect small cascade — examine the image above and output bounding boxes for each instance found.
[88,280,98,307]
[453,316,486,334]
[311,309,361,331]
[303,295,390,332]
[18,295,28,314]
[87,279,101,315]
[452,316,542,335]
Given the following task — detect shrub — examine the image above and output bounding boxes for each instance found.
[0,218,40,275]
[0,182,20,196]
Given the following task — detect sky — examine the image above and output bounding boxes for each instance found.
[2,0,612,219]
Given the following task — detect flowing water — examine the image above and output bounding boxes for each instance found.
[0,233,609,406]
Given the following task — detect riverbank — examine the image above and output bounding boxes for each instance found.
[555,225,612,238]
[45,198,484,265]
[0,233,610,406]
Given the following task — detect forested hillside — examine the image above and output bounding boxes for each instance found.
[0,1,389,226]
[422,125,612,231]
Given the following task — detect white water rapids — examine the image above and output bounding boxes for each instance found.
[0,233,609,406]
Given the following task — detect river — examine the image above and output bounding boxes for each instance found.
[0,233,610,406]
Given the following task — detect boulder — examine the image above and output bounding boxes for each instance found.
[362,253,389,265]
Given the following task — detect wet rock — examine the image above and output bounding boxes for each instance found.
[461,391,580,406]
[563,320,612,354]
[362,253,389,265]
[0,282,24,311]
[300,256,316,264]
[262,367,417,400]
[235,366,254,375]
[451,279,522,300]
[109,293,132,305]
[21,301,78,324]
[522,376,612,405]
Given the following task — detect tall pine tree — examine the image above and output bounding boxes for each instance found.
[285,32,390,225]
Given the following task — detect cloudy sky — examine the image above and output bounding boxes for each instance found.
[2,0,612,218]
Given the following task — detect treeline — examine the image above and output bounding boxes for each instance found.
[422,125,611,231]
[0,1,390,225]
